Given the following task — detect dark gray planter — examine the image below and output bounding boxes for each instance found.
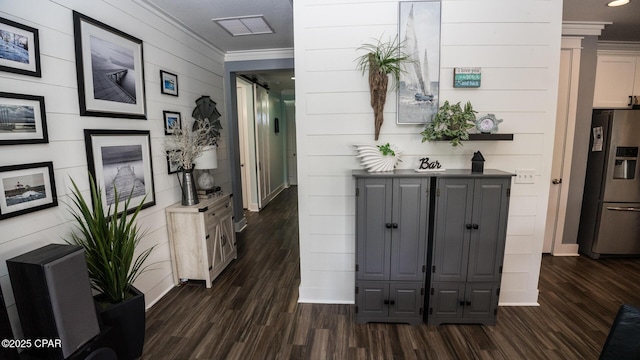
[96,285,145,360]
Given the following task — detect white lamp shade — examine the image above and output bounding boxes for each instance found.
[194,146,218,169]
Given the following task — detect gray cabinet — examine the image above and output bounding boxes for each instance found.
[354,177,429,325]
[428,177,510,325]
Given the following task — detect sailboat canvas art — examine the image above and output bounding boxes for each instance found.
[397,1,441,124]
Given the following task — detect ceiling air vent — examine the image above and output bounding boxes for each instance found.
[212,15,274,36]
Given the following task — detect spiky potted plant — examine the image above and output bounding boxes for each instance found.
[420,100,477,147]
[356,37,413,140]
[66,175,153,360]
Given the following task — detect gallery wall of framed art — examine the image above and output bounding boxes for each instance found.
[1,0,229,332]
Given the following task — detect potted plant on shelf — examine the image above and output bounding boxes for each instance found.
[66,175,153,360]
[165,117,211,205]
[420,100,477,147]
[356,37,412,140]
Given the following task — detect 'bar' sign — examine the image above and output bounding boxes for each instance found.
[454,67,481,88]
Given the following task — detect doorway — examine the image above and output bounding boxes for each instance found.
[234,70,297,212]
[543,37,581,256]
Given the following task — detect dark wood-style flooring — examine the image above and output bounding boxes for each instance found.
[144,186,640,359]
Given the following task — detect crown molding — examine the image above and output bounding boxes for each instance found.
[225,48,295,62]
[562,21,611,36]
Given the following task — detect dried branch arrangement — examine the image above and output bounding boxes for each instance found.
[164,118,212,170]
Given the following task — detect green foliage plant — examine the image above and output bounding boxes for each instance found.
[421,100,477,147]
[356,37,414,140]
[377,143,396,156]
[66,175,153,306]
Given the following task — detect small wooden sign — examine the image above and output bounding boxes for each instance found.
[454,67,481,88]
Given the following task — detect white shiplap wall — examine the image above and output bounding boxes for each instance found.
[0,0,228,336]
[294,0,562,305]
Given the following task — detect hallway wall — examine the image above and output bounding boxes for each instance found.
[0,0,227,337]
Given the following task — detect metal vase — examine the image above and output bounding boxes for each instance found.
[181,169,199,206]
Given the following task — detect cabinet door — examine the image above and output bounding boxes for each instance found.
[211,224,223,272]
[388,282,423,318]
[356,178,392,281]
[390,178,429,281]
[219,208,235,260]
[467,179,509,282]
[429,282,464,319]
[634,59,640,99]
[462,283,499,319]
[593,55,637,108]
[432,179,473,282]
[356,281,388,318]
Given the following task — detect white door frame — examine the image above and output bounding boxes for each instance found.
[543,36,582,256]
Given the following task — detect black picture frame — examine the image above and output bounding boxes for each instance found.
[0,17,41,77]
[163,110,181,135]
[0,162,57,220]
[0,92,48,145]
[166,151,181,174]
[160,70,178,96]
[84,129,155,217]
[73,11,147,119]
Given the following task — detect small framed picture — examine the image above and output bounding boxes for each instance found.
[0,92,48,145]
[160,70,178,96]
[166,151,181,174]
[0,162,57,220]
[84,129,156,217]
[0,17,41,77]
[163,110,181,135]
[73,11,147,119]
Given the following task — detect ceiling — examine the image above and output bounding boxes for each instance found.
[141,0,640,90]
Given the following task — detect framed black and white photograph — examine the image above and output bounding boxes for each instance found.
[166,150,181,174]
[160,70,178,96]
[397,1,441,124]
[0,162,57,220]
[84,129,155,216]
[0,17,41,77]
[73,11,146,119]
[163,110,181,135]
[0,92,48,145]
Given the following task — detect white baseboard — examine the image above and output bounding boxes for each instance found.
[552,243,580,256]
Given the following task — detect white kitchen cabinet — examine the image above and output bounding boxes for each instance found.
[165,194,237,288]
[593,53,640,109]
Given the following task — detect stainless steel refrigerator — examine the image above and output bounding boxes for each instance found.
[578,109,640,259]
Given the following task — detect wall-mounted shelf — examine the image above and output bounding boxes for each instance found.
[468,133,514,141]
[437,134,514,141]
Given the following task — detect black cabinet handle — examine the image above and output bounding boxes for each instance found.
[385,223,393,229]
[459,300,472,306]
[459,301,465,306]
[473,224,479,229]
[389,300,396,305]
[392,223,398,228]
[384,300,390,305]
[466,224,472,229]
